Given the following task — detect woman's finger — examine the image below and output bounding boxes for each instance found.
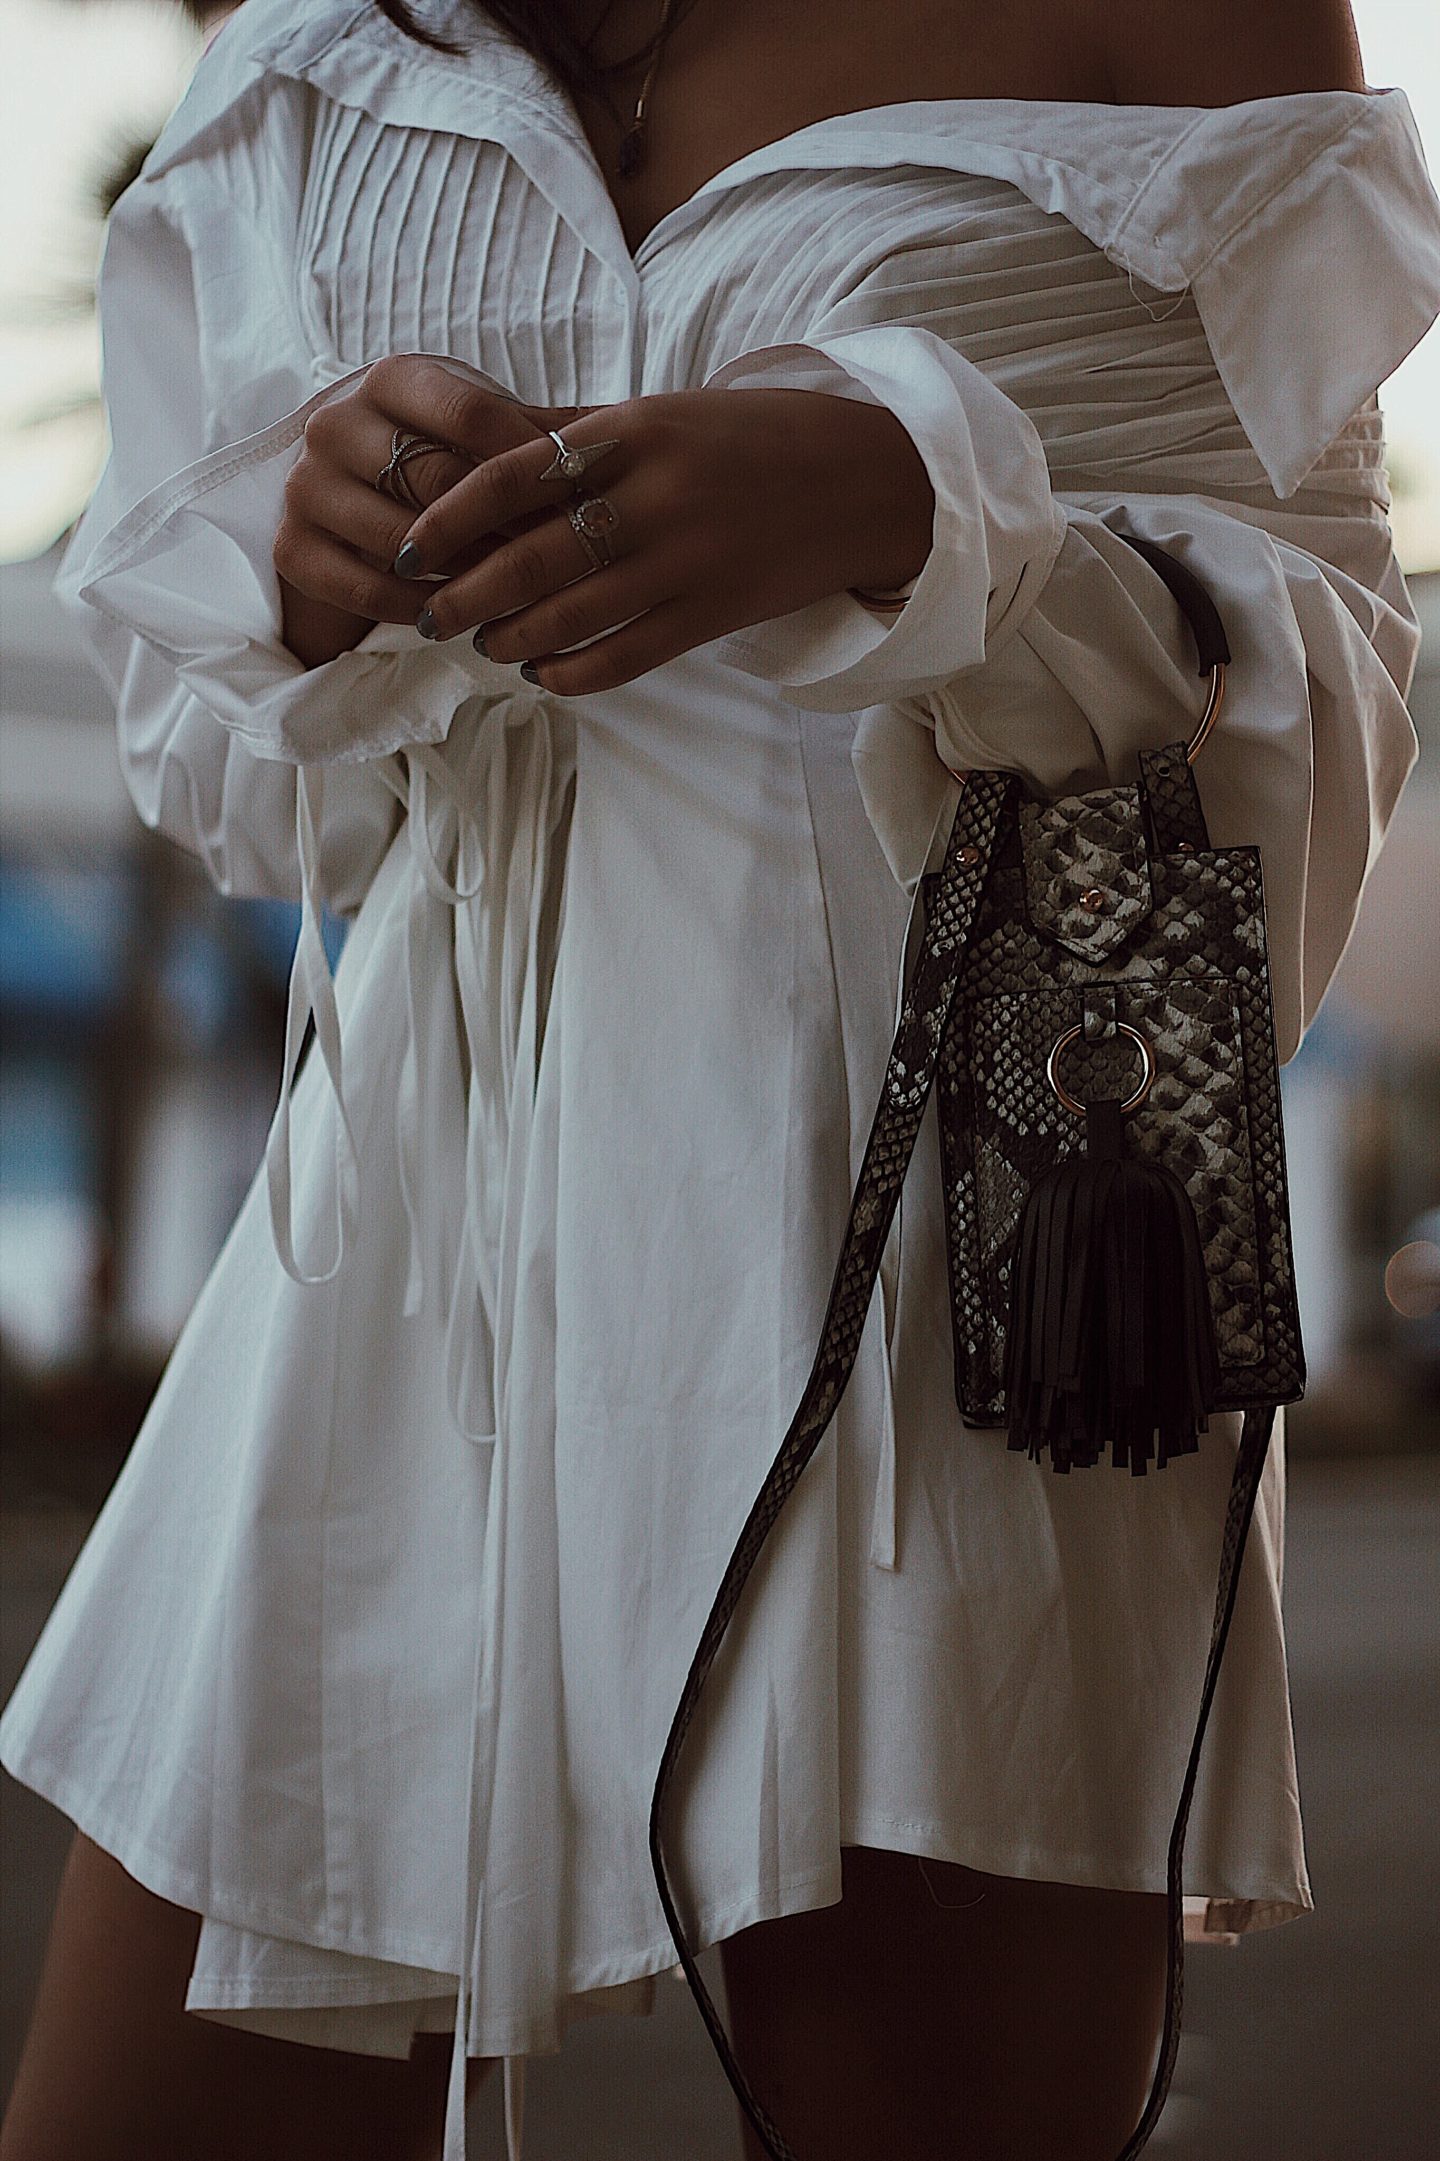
[320,474,515,585]
[303,390,475,509]
[271,516,439,628]
[393,415,633,576]
[415,485,645,644]
[284,461,439,577]
[290,412,535,592]
[360,354,577,470]
[470,553,670,667]
[526,595,719,697]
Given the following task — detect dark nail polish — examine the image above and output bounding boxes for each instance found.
[473,626,491,659]
[394,540,424,577]
[416,606,440,641]
[519,661,542,685]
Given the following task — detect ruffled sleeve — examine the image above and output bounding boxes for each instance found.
[705,328,1067,707]
[52,43,490,910]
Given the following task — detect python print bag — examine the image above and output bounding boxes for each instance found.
[652,532,1306,2161]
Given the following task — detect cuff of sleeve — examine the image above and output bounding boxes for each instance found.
[57,364,521,766]
[703,326,1067,711]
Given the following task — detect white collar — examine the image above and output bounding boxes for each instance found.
[150,0,1422,275]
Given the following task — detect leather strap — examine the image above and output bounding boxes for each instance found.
[1140,740,1211,855]
[1117,1403,1275,2160]
[1117,532,1232,676]
[650,757,1277,2161]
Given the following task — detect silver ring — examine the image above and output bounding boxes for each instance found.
[376,428,453,510]
[567,494,619,571]
[540,430,620,485]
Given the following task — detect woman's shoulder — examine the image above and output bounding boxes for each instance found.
[1095,0,1367,107]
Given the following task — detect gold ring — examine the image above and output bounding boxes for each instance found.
[568,493,619,571]
[1185,662,1226,765]
[1046,1021,1156,1118]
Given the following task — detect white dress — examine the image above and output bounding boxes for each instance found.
[4,3,1439,2156]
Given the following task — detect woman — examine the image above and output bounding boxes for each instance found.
[2,1,1436,2157]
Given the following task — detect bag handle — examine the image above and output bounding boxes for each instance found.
[1116,532,1231,764]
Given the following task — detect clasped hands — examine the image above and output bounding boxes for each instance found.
[273,354,934,689]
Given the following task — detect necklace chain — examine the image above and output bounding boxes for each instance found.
[616,0,683,178]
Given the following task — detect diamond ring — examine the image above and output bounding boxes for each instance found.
[540,430,620,485]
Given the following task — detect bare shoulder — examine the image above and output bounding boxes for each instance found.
[1088,0,1368,106]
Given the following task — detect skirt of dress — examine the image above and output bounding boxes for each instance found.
[0,679,1310,2079]
[182,1917,663,2058]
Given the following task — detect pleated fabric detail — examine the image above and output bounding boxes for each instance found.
[295,114,1387,509]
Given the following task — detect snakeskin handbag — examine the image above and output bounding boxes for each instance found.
[651,532,1306,2161]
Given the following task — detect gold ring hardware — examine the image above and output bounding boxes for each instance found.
[1186,662,1225,765]
[1046,1021,1156,1118]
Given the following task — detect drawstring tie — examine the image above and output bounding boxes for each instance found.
[260,688,576,2161]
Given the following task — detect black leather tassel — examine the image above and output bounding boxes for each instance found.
[1004,1097,1221,1474]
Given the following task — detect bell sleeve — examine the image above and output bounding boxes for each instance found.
[53,68,490,911]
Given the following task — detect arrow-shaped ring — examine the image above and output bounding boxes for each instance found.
[538,430,621,484]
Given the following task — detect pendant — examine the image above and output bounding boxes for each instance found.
[617,122,647,179]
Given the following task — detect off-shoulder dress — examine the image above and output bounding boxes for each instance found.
[4,5,1439,2159]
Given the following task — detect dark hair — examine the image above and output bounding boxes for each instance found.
[371,2,703,117]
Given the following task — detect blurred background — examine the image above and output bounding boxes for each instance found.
[1,1,1437,2155]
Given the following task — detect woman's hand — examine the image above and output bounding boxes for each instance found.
[272,354,581,668]
[393,388,937,694]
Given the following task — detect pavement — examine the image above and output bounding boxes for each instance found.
[3,1450,1437,2160]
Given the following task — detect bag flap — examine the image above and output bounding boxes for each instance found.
[1020,786,1153,961]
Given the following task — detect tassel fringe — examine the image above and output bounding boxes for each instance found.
[1004,1098,1221,1475]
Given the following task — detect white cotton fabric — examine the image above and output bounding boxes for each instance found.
[4,3,1439,2157]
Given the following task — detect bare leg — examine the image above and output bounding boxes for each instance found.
[0,1830,491,2161]
[718,1844,1169,2161]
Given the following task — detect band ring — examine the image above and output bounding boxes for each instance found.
[1046,1022,1156,1118]
[540,429,621,485]
[376,428,455,511]
[568,493,619,572]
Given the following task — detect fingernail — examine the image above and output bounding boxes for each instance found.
[473,626,491,659]
[394,540,424,578]
[416,606,440,640]
[519,661,542,685]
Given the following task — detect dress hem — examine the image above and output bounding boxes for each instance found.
[1,1732,1313,2061]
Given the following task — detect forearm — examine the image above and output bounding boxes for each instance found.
[823,394,936,595]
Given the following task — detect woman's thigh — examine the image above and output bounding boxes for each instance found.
[718,1843,1168,2161]
[0,1831,489,2161]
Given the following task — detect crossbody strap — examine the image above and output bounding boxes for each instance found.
[649,753,1277,2161]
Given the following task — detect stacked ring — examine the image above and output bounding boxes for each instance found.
[376,427,455,510]
[568,494,620,572]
